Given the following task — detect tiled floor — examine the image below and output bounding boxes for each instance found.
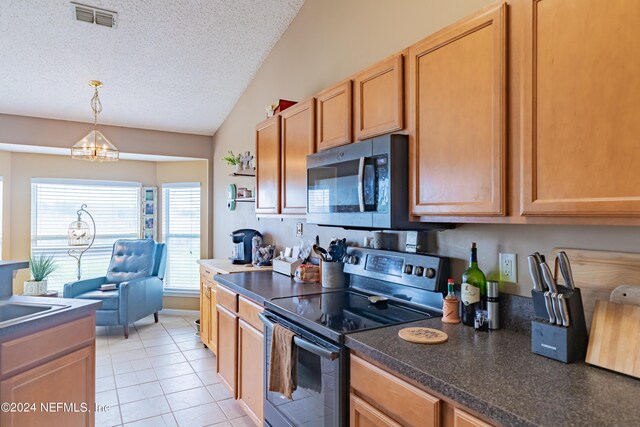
[95,313,254,427]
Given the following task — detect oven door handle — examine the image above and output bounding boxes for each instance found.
[357,156,366,213]
[258,312,340,361]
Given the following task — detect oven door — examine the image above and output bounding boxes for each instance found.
[260,311,346,427]
[307,139,389,229]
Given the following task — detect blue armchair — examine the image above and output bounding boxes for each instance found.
[64,239,167,338]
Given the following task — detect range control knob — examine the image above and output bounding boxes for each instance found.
[425,268,436,279]
[404,264,413,275]
[414,266,424,276]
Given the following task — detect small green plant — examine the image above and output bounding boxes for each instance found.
[29,254,58,281]
[222,150,241,166]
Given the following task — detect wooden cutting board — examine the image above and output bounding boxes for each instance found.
[586,300,640,378]
[550,248,640,330]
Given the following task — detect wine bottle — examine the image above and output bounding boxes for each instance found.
[461,242,487,327]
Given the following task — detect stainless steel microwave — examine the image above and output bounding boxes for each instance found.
[306,134,451,230]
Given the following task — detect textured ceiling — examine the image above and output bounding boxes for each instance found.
[0,0,305,135]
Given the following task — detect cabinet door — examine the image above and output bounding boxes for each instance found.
[208,285,217,353]
[256,115,281,214]
[350,394,402,427]
[354,54,404,140]
[521,0,640,216]
[216,304,239,397]
[281,98,316,214]
[200,280,211,347]
[409,3,506,216]
[0,346,94,427]
[237,319,264,426]
[452,408,493,427]
[316,80,353,151]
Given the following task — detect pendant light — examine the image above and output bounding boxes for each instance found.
[71,80,119,162]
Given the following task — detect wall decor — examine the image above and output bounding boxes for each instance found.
[141,187,157,240]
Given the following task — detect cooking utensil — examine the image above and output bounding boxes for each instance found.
[586,300,640,378]
[327,238,346,262]
[528,255,544,291]
[313,244,329,262]
[556,251,576,290]
[539,262,558,294]
[543,291,556,324]
[557,294,570,327]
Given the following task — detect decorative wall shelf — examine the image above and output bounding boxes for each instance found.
[229,170,256,177]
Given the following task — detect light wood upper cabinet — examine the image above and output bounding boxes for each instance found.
[354,54,404,140]
[281,98,315,214]
[255,116,281,214]
[521,0,640,216]
[408,3,506,216]
[317,80,353,151]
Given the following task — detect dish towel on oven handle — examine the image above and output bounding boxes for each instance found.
[269,323,298,399]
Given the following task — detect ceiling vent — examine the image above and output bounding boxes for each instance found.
[71,2,117,28]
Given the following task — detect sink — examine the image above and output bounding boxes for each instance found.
[0,301,70,327]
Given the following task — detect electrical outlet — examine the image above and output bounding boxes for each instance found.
[296,222,303,238]
[499,253,517,282]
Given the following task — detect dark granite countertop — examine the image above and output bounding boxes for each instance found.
[346,318,640,427]
[214,271,325,305]
[0,295,101,341]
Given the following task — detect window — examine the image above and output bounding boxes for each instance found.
[31,179,141,292]
[162,182,201,292]
[0,176,3,260]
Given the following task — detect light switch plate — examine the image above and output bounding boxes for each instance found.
[499,253,517,283]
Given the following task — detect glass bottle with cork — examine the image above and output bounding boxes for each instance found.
[442,278,461,324]
[461,242,487,327]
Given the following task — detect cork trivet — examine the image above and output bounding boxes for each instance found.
[398,327,448,344]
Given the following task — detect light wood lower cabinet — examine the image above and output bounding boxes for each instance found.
[0,315,96,427]
[215,285,264,426]
[350,354,496,427]
[216,303,239,398]
[237,319,264,425]
[200,266,217,353]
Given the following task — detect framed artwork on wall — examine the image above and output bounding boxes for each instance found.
[141,187,157,240]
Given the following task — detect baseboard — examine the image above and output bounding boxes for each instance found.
[159,308,199,316]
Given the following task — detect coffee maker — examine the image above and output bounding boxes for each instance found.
[230,229,261,264]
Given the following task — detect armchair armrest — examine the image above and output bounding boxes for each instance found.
[63,277,107,298]
[119,276,164,325]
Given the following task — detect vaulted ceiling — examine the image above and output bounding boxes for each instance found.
[0,0,305,135]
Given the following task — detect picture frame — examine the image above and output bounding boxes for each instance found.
[141,187,157,240]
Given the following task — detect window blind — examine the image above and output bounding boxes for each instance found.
[162,183,201,292]
[0,177,3,260]
[31,179,141,292]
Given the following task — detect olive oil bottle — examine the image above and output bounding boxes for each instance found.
[461,242,487,327]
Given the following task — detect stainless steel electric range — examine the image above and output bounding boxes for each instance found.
[260,247,450,427]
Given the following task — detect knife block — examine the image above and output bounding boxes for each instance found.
[531,288,588,363]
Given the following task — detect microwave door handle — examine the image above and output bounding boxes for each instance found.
[293,336,339,360]
[358,156,365,212]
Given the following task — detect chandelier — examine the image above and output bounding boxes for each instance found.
[71,80,119,162]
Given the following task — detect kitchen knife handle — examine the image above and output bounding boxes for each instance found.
[557,252,576,290]
[557,294,571,327]
[528,255,544,292]
[543,291,556,324]
[532,253,547,291]
[539,262,558,293]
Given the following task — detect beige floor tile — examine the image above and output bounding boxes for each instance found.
[173,402,227,427]
[135,368,158,384]
[154,361,194,380]
[117,381,164,405]
[96,376,116,393]
[109,339,144,354]
[95,403,122,427]
[141,336,175,348]
[230,416,255,427]
[206,384,232,402]
[212,421,232,427]
[120,395,170,424]
[196,369,219,386]
[182,348,214,362]
[124,413,177,427]
[177,339,206,351]
[165,386,214,412]
[145,343,181,356]
[115,372,141,388]
[168,326,197,336]
[188,357,216,372]
[149,352,187,367]
[111,349,148,364]
[96,389,119,407]
[171,332,200,344]
[217,399,245,420]
[159,373,203,394]
[96,363,114,379]
[113,358,153,375]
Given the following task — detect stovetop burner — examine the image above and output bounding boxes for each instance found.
[266,290,437,343]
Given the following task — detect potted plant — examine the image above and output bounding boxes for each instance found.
[24,254,58,295]
[222,150,243,173]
